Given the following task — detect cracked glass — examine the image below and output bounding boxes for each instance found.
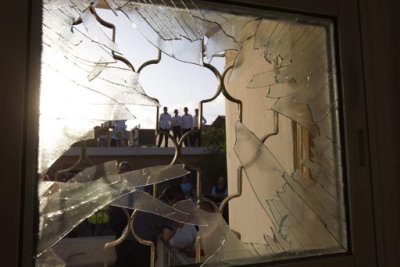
[38,0,346,266]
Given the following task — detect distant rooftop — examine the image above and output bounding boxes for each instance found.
[211,115,225,128]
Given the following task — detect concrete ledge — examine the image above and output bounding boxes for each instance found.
[64,147,217,156]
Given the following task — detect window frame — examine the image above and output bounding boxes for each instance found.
[12,0,378,266]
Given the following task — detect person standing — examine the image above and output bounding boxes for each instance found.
[158,107,171,147]
[129,125,139,147]
[110,163,181,267]
[192,108,207,147]
[181,107,193,147]
[171,109,182,142]
[169,223,197,264]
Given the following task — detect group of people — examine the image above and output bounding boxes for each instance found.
[96,120,129,147]
[109,161,228,266]
[158,107,207,147]
[110,162,197,266]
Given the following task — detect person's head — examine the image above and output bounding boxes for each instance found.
[118,161,133,174]
[163,106,168,113]
[184,107,188,114]
[180,176,193,195]
[182,175,191,183]
[195,108,199,115]
[174,109,178,115]
[161,185,184,205]
[217,176,226,186]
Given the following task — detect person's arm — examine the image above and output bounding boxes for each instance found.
[183,245,196,257]
[168,115,172,129]
[161,217,177,242]
[202,116,207,125]
[211,186,216,196]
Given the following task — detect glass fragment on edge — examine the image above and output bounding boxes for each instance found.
[35,249,65,267]
[37,161,189,256]
[110,192,204,226]
[172,200,253,266]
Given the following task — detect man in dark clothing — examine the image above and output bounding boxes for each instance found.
[111,210,176,267]
[110,174,184,267]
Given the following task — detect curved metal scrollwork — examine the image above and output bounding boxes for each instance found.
[68,4,251,267]
[55,141,94,181]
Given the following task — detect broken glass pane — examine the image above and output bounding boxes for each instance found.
[40,19,159,173]
[39,0,346,266]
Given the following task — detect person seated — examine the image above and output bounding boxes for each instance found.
[169,223,197,264]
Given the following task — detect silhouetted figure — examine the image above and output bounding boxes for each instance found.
[111,175,184,267]
[180,175,193,200]
[158,107,171,147]
[181,107,193,147]
[129,125,139,147]
[191,108,207,147]
[171,109,182,142]
[211,176,228,205]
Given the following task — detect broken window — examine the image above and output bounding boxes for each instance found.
[38,0,347,266]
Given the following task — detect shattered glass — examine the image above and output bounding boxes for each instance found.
[233,122,345,255]
[35,250,65,267]
[39,0,346,266]
[38,161,189,256]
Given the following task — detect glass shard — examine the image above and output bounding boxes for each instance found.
[121,3,204,64]
[172,200,253,265]
[80,9,121,53]
[112,194,203,225]
[233,122,346,259]
[37,161,189,256]
[227,36,272,85]
[39,44,158,173]
[272,97,320,136]
[35,249,65,267]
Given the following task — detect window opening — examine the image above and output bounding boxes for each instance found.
[38,1,346,266]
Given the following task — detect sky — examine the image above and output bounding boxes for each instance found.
[98,9,226,130]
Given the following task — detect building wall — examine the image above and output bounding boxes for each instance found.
[224,48,295,243]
